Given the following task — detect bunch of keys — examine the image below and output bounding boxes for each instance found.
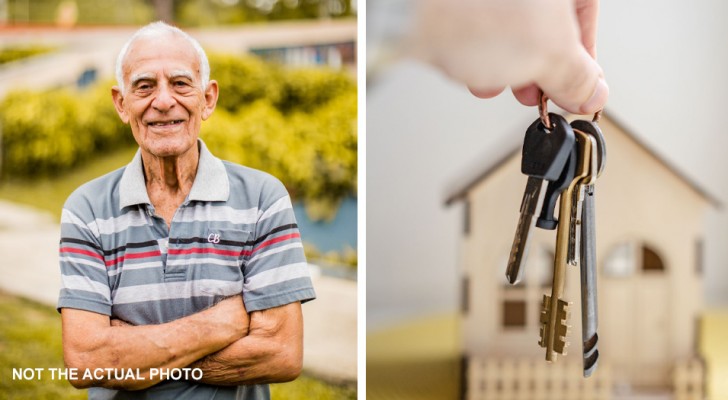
[505,92,606,377]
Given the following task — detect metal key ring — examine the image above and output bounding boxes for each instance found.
[538,90,603,125]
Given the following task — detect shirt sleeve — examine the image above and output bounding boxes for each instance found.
[57,203,112,316]
[242,177,316,312]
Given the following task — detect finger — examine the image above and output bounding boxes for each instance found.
[511,84,540,107]
[468,86,506,99]
[537,45,608,115]
[575,0,599,58]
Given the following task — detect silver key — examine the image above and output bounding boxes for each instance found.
[506,177,548,284]
[506,115,576,284]
[581,184,599,377]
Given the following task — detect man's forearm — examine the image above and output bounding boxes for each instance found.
[62,296,248,390]
[188,303,303,386]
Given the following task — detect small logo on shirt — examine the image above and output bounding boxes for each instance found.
[207,233,221,244]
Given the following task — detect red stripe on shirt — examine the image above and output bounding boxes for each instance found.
[253,233,300,253]
[105,250,162,267]
[168,247,248,257]
[60,247,104,261]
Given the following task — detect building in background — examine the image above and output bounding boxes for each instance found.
[445,114,716,399]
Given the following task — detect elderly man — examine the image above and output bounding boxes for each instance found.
[57,21,315,399]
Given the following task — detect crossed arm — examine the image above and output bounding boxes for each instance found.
[61,296,303,390]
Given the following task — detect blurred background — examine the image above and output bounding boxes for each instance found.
[367,1,728,399]
[0,1,356,398]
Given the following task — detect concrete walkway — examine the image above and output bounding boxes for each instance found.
[0,200,356,383]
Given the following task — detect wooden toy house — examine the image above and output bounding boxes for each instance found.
[445,113,717,399]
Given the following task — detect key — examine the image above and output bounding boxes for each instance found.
[505,114,575,284]
[581,185,599,376]
[573,120,607,377]
[539,129,592,362]
[572,119,606,178]
[567,133,598,266]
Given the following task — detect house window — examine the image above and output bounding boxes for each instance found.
[502,300,527,327]
[604,242,635,277]
[642,245,665,272]
[604,241,666,277]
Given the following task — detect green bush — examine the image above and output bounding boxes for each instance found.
[0,83,131,178]
[277,67,356,113]
[209,54,284,113]
[0,54,357,214]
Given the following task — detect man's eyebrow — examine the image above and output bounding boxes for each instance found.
[169,70,194,80]
[130,72,156,87]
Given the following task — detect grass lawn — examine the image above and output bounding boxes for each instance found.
[0,291,355,399]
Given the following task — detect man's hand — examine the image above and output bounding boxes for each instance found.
[189,302,303,386]
[413,0,608,115]
[62,295,249,390]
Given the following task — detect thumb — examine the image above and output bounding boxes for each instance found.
[538,46,608,115]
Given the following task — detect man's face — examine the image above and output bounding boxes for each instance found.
[112,34,218,158]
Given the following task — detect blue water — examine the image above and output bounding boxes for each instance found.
[292,197,357,253]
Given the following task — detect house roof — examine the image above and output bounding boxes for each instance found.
[443,111,723,209]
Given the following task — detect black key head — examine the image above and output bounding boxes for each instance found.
[522,113,576,181]
[536,144,578,230]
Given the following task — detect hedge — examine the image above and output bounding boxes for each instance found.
[0,54,357,208]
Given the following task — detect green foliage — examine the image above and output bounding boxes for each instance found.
[176,0,355,26]
[0,54,356,214]
[0,82,131,178]
[5,0,153,25]
[209,54,284,112]
[203,53,357,208]
[277,67,356,113]
[0,46,55,65]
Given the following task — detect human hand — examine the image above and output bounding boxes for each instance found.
[413,0,608,115]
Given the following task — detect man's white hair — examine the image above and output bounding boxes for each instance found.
[115,21,210,93]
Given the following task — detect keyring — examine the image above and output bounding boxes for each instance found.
[538,90,602,125]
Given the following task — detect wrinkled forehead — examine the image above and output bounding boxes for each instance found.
[121,34,201,83]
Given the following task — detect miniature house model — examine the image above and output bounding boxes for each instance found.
[445,114,717,399]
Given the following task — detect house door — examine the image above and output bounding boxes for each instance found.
[603,242,670,388]
[634,274,669,387]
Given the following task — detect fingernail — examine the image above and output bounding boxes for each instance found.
[581,78,608,114]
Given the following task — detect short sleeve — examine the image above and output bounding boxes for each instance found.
[242,178,316,312]
[57,203,112,316]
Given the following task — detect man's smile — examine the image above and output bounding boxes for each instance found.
[146,119,185,127]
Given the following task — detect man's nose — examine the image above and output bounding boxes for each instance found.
[151,83,176,111]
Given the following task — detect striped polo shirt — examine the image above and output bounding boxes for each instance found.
[58,140,315,399]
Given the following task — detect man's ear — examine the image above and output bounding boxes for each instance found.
[201,80,219,121]
[111,86,130,124]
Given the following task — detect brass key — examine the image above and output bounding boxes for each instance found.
[567,132,598,266]
[539,129,593,362]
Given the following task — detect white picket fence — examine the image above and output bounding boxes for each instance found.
[467,358,611,400]
[467,357,704,400]
[673,359,704,400]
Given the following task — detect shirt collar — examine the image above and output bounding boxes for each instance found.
[119,139,230,210]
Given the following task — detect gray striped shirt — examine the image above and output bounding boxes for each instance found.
[58,140,316,399]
